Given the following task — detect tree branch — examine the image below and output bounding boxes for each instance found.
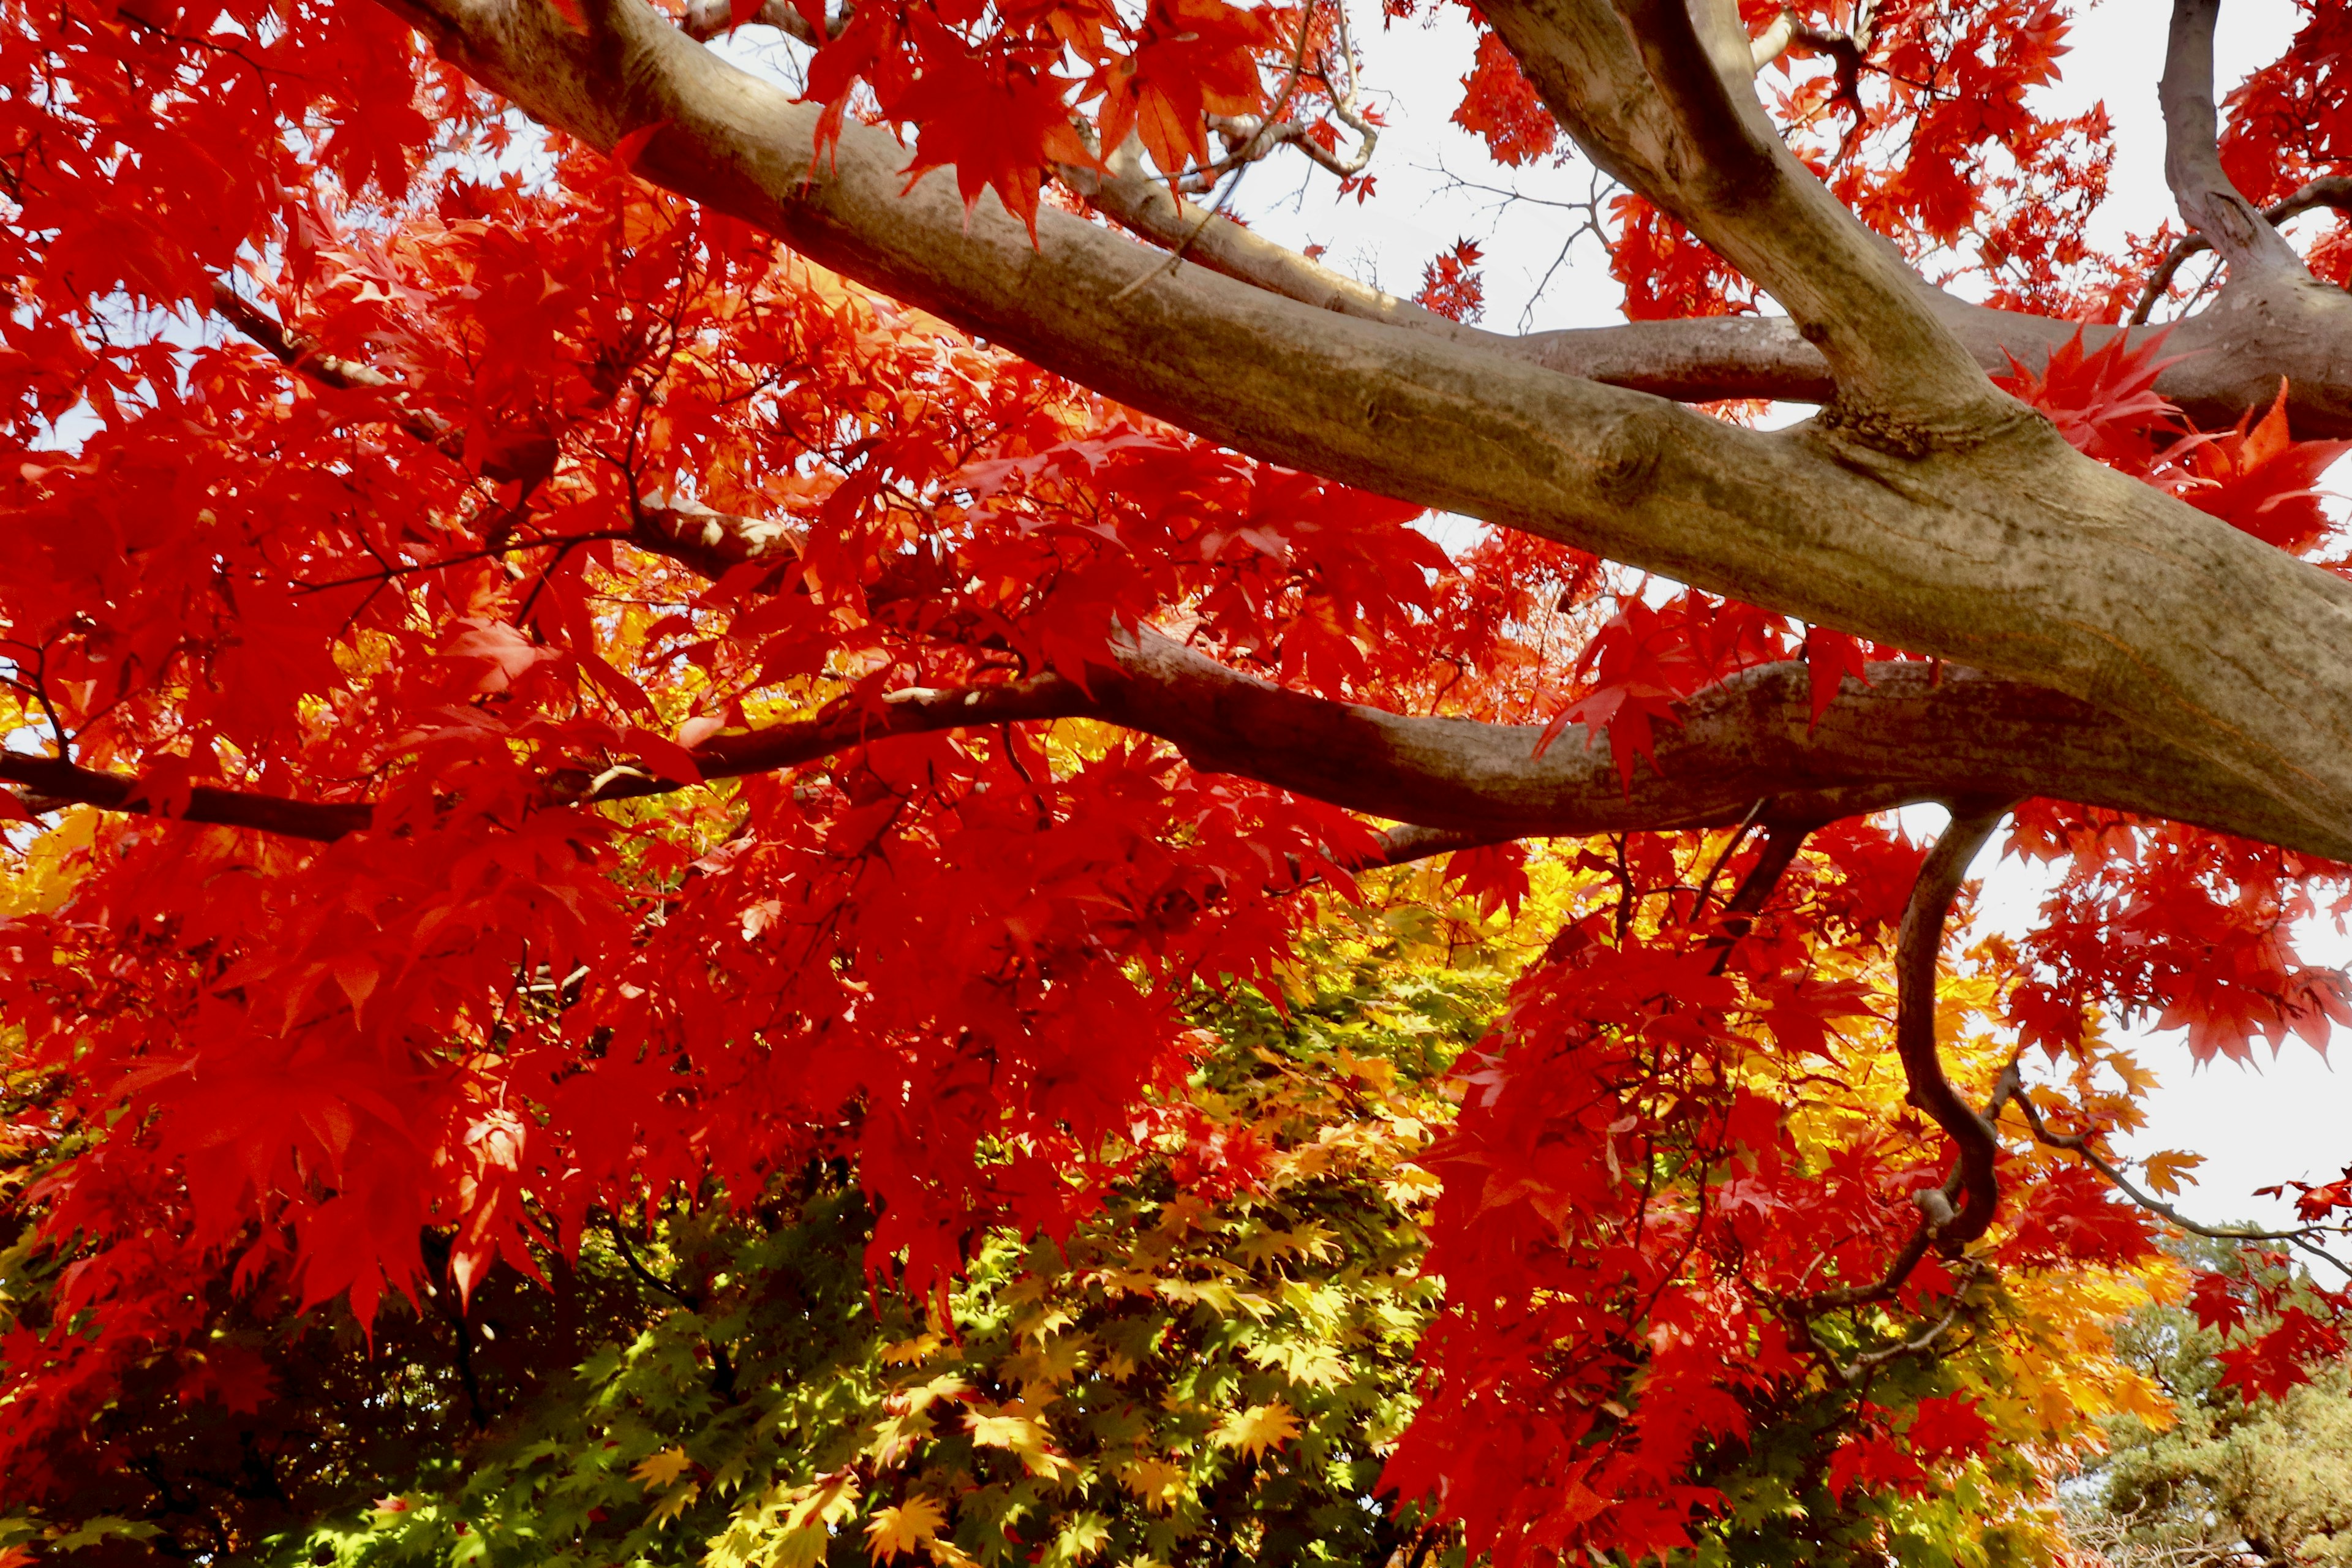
[1497,0,2005,441]
[168,0,2352,853]
[211,277,467,461]
[18,633,2352,860]
[2159,0,2310,285]
[1893,801,2016,1250]
[1054,134,1464,334]
[2009,1084,2350,1274]
[655,0,2352,436]
[2131,174,2352,326]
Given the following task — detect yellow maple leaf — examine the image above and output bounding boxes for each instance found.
[648,1479,701,1525]
[632,1446,695,1490]
[2141,1148,2205,1196]
[1245,1338,1349,1390]
[864,1495,947,1562]
[1211,1401,1300,1459]
[967,1409,1076,1480]
[1114,1456,1188,1513]
[774,1524,831,1568]
[967,1412,1046,1451]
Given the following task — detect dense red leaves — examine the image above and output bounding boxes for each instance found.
[2220,0,2352,207]
[1540,587,1897,784]
[1387,829,2165,1567]
[796,0,1332,226]
[0,116,1457,1498]
[1453,29,1558,167]
[5,0,2352,1559]
[1095,0,1291,175]
[888,36,1095,232]
[2186,1253,2352,1402]
[2000,330,2352,565]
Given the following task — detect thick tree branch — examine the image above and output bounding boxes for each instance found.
[662,0,2352,435]
[2159,0,2309,285]
[1497,0,2003,441]
[2132,174,2352,326]
[17,634,2352,861]
[1894,801,2015,1250]
[222,0,2352,851]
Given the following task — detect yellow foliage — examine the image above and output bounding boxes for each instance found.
[1,809,95,918]
[1112,1457,1187,1514]
[649,1480,702,1526]
[632,1447,694,1490]
[1210,1401,1300,1460]
[864,1496,946,1562]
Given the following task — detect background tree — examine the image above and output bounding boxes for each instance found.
[2070,1237,2352,1568]
[6,0,2352,1564]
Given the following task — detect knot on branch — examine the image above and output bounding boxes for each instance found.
[1813,393,2052,464]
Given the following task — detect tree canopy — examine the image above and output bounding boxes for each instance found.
[4,0,2352,1563]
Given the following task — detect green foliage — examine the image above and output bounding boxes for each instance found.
[6,920,1507,1568]
[282,942,1495,1568]
[2075,1240,2352,1568]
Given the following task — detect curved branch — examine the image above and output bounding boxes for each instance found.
[2160,0,2309,285]
[2011,1087,2349,1270]
[1893,801,2015,1250]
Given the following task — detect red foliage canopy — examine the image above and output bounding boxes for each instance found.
[4,0,2352,1561]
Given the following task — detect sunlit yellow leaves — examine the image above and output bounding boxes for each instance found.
[1210,1401,1300,1460]
[863,1494,945,1561]
[1094,1267,1162,1297]
[1230,1219,1339,1271]
[632,1446,694,1490]
[888,1373,971,1415]
[967,1408,1075,1481]
[1004,1330,1091,1391]
[0,809,94,918]
[1113,1455,1188,1513]
[1039,1512,1111,1568]
[1245,1336,1349,1389]
[649,1481,703,1525]
[867,1411,935,1466]
[1380,1165,1442,1206]
[965,1411,1042,1448]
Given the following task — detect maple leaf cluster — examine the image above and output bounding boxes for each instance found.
[2220,1,2352,285]
[795,0,1359,232]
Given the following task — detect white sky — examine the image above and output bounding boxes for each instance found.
[1216,0,2348,1232]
